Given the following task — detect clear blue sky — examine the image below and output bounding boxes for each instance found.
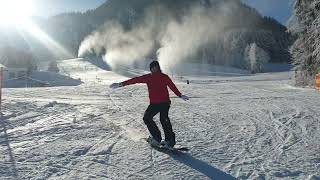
[33,0,293,25]
[241,0,294,25]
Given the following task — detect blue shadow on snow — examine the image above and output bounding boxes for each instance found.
[153,146,236,180]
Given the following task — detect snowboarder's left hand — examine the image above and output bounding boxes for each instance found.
[180,95,189,101]
[110,82,123,89]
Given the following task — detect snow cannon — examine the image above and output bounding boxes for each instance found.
[316,73,320,91]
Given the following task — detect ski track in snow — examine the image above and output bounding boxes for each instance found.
[0,58,319,179]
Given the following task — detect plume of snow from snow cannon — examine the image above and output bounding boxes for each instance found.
[78,21,155,69]
[78,1,238,72]
[157,5,232,72]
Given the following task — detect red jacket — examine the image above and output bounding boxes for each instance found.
[122,72,182,104]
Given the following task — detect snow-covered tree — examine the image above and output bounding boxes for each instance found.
[290,0,320,86]
[244,43,270,73]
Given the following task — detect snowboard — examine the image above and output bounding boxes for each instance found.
[144,138,189,153]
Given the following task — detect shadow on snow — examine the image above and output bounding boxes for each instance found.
[0,115,19,179]
[152,146,236,180]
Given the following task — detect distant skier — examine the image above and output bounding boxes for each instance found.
[110,61,189,148]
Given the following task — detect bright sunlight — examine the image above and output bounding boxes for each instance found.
[0,0,35,25]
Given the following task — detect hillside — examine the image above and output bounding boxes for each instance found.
[0,0,291,71]
[0,0,292,72]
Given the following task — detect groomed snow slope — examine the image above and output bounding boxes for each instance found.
[1,58,319,179]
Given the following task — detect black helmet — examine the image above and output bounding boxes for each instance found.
[149,61,161,71]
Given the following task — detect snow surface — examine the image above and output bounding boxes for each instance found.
[1,58,319,179]
[3,72,82,88]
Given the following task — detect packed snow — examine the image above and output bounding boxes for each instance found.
[1,58,319,179]
[3,71,82,88]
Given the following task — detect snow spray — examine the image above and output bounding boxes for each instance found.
[78,1,237,71]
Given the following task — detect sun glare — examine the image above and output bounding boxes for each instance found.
[0,0,35,25]
[0,0,73,59]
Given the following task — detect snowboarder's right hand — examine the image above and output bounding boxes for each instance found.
[110,82,123,89]
[180,95,189,101]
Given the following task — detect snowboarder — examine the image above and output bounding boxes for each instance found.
[110,61,189,148]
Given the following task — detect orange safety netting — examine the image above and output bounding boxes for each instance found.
[316,74,320,91]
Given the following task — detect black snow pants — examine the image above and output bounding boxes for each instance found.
[143,102,176,146]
